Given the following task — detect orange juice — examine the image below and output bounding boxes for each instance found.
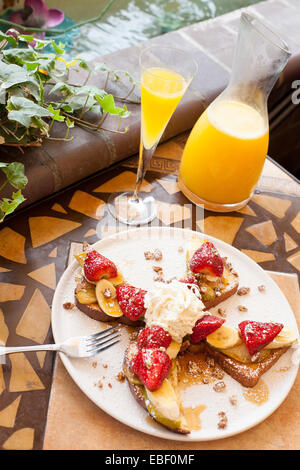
[179,100,269,204]
[141,67,186,149]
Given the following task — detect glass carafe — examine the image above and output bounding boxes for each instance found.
[178,12,291,212]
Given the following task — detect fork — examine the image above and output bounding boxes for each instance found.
[0,325,121,358]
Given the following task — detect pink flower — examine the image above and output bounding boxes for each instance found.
[9,0,64,31]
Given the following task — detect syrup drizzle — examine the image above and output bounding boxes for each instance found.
[243,379,269,406]
[182,405,206,431]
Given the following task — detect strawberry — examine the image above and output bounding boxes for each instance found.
[131,348,172,391]
[189,241,224,277]
[238,320,284,356]
[116,285,147,321]
[138,326,172,350]
[180,277,198,286]
[84,250,118,283]
[190,314,225,343]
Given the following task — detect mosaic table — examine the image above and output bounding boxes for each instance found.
[0,132,299,450]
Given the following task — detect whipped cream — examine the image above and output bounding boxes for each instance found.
[144,280,205,343]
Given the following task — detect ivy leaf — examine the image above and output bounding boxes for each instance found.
[0,32,18,47]
[95,94,130,117]
[0,61,31,89]
[51,41,65,55]
[1,162,28,189]
[7,96,52,127]
[47,104,65,122]
[0,190,25,222]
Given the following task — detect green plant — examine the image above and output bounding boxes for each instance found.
[0,29,138,222]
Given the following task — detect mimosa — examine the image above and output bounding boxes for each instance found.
[179,100,269,205]
[141,67,186,149]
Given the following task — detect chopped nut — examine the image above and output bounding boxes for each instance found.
[205,356,215,368]
[178,246,184,253]
[103,364,108,369]
[212,368,225,380]
[144,251,154,260]
[92,361,97,368]
[218,411,228,429]
[63,302,74,310]
[116,372,125,382]
[237,287,250,296]
[238,305,248,312]
[217,307,226,317]
[108,382,112,388]
[153,249,163,261]
[103,288,112,298]
[213,381,226,392]
[258,285,266,293]
[97,380,103,389]
[82,242,89,252]
[153,265,163,274]
[154,275,164,282]
[229,395,237,406]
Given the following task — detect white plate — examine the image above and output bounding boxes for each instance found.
[51,227,299,441]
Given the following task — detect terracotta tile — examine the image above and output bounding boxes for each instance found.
[84,229,97,238]
[237,205,257,217]
[3,427,34,450]
[252,194,292,219]
[201,216,243,245]
[16,289,51,344]
[51,203,67,214]
[242,250,276,263]
[0,283,25,302]
[0,365,5,395]
[0,395,21,428]
[0,267,11,272]
[0,227,26,264]
[154,141,183,161]
[157,178,180,195]
[29,216,81,248]
[283,233,298,252]
[93,171,153,193]
[287,251,300,271]
[36,351,47,369]
[9,353,45,392]
[48,247,57,258]
[156,201,191,225]
[246,220,277,246]
[68,190,105,220]
[291,212,300,233]
[0,308,9,345]
[27,263,56,290]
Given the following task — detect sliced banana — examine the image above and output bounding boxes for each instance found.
[265,328,298,349]
[206,325,242,349]
[166,341,182,359]
[108,272,123,286]
[95,279,123,318]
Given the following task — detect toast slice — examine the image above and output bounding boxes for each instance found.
[75,279,144,327]
[123,341,190,434]
[201,342,288,387]
[186,239,239,309]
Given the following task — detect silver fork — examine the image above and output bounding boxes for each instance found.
[0,325,121,358]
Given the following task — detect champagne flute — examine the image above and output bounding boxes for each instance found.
[107,45,198,225]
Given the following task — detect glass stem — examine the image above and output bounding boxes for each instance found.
[133,139,157,200]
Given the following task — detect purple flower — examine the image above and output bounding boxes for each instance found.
[9,0,64,32]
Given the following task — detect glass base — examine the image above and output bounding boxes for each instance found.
[178,175,251,213]
[107,192,157,226]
